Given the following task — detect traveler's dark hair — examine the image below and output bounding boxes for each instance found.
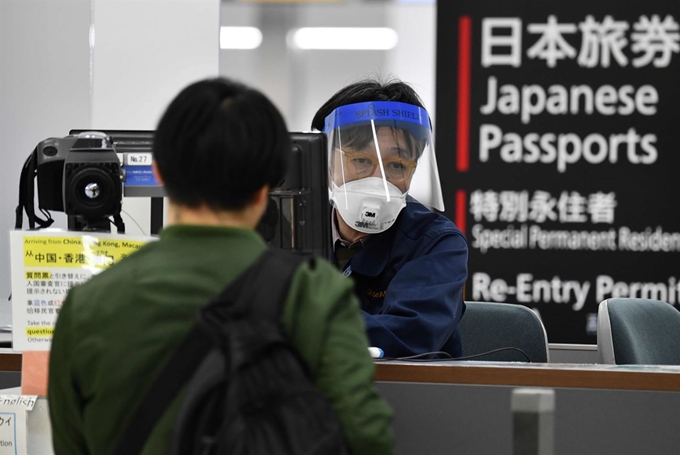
[154,77,290,210]
[311,77,427,131]
[311,78,429,159]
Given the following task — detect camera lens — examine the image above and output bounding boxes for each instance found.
[66,166,117,216]
[84,182,101,199]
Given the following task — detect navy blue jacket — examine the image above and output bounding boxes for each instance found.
[339,199,468,358]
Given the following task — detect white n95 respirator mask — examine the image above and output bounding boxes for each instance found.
[331,177,406,234]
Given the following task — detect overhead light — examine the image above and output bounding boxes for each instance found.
[289,27,398,50]
[220,26,263,50]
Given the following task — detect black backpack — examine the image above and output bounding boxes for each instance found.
[114,249,348,455]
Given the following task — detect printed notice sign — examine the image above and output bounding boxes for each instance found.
[436,1,680,342]
[0,405,26,455]
[9,231,154,351]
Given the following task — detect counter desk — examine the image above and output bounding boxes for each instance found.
[1,353,680,455]
[375,360,680,455]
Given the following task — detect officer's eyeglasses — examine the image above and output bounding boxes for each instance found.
[339,149,417,186]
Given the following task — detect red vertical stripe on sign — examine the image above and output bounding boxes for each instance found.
[455,190,467,235]
[457,16,471,172]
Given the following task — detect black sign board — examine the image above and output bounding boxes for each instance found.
[436,0,680,343]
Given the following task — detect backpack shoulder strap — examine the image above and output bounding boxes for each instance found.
[218,249,309,322]
[112,248,309,455]
[259,250,310,321]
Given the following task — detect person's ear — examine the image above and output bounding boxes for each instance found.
[151,161,165,185]
[252,185,270,208]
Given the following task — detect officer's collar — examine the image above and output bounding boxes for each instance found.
[350,196,421,276]
[347,218,396,277]
[331,209,370,251]
[331,196,419,277]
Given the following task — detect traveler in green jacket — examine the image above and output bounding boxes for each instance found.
[48,77,394,455]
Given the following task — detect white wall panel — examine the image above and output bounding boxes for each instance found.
[0,0,91,326]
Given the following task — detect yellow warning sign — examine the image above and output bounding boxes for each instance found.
[23,236,146,269]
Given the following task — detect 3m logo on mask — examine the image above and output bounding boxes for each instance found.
[355,208,379,229]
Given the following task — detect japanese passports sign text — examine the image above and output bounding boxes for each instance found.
[436,1,680,342]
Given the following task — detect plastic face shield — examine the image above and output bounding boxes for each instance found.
[323,101,444,211]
